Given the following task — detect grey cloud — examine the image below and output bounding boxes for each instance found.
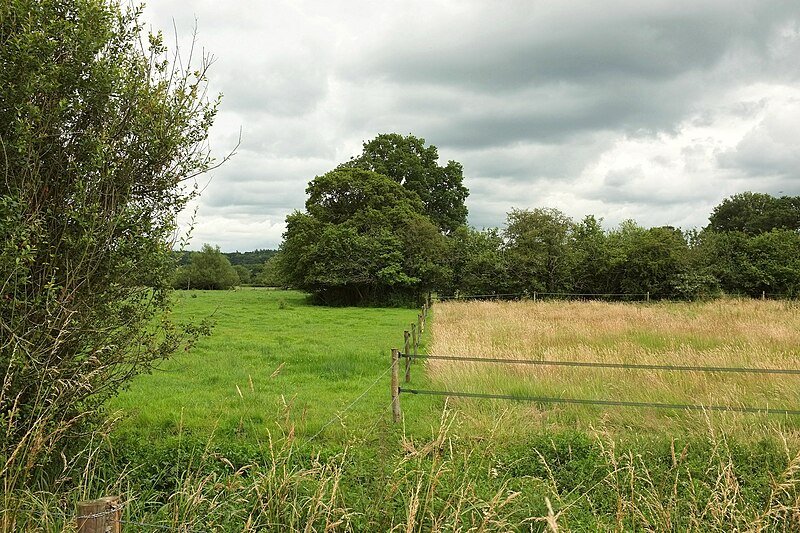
[348,1,799,90]
[143,0,800,249]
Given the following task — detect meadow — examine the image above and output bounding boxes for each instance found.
[425,298,800,438]
[109,288,438,442]
[44,291,800,531]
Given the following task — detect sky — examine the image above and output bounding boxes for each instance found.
[141,0,800,251]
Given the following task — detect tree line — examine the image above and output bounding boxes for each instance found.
[175,135,800,304]
[271,135,800,304]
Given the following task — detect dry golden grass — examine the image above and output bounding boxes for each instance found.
[427,298,800,436]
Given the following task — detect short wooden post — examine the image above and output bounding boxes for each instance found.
[404,330,411,383]
[391,349,401,422]
[77,496,121,533]
[762,290,766,300]
[418,313,424,335]
[646,291,650,303]
[533,291,537,302]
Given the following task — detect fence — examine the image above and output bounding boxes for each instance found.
[390,298,800,421]
[436,291,651,303]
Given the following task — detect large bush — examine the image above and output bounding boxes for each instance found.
[0,0,216,503]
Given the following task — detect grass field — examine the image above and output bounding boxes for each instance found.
[109,288,437,442]
[426,298,800,438]
[80,292,800,531]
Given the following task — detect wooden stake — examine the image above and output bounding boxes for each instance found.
[411,323,418,358]
[533,291,537,303]
[77,496,121,533]
[404,330,411,383]
[646,291,650,303]
[391,349,401,422]
[418,313,424,335]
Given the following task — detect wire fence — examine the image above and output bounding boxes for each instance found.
[402,353,800,376]
[435,291,652,302]
[394,350,800,417]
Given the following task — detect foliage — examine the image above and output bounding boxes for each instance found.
[607,223,691,298]
[441,226,508,297]
[502,207,576,294]
[232,264,250,285]
[224,248,278,279]
[174,244,239,290]
[0,0,215,502]
[708,191,800,235]
[255,254,285,286]
[339,133,469,234]
[703,229,800,297]
[280,168,447,305]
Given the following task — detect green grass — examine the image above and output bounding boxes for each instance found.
[69,293,796,531]
[110,288,438,443]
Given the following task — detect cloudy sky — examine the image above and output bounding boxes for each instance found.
[142,0,800,251]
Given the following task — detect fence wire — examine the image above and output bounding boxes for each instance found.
[399,388,800,416]
[401,353,800,375]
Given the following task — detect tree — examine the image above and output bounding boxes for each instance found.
[570,215,622,295]
[279,168,447,305]
[175,244,240,290]
[257,254,285,287]
[613,225,691,298]
[503,208,576,294]
[0,0,217,498]
[442,226,507,297]
[701,229,800,297]
[233,264,251,285]
[708,192,800,235]
[339,133,469,233]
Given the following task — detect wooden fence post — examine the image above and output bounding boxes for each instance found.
[646,291,650,304]
[391,349,401,423]
[404,330,411,383]
[418,313,424,335]
[411,323,418,359]
[533,291,537,303]
[77,496,121,533]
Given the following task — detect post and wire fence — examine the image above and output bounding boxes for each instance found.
[436,291,652,303]
[390,294,800,422]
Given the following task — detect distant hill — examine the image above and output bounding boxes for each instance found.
[175,248,279,280]
[223,249,279,275]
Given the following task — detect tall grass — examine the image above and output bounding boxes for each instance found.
[426,298,800,437]
[8,406,800,531]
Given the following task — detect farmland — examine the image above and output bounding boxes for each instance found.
[425,298,800,438]
[78,290,800,531]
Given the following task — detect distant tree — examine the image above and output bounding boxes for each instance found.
[339,133,469,233]
[257,254,285,287]
[606,223,694,299]
[0,0,217,501]
[701,229,800,297]
[503,208,576,294]
[442,226,507,297]
[223,249,278,279]
[232,265,251,285]
[175,244,239,290]
[279,168,447,305]
[708,192,800,235]
[571,215,620,295]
